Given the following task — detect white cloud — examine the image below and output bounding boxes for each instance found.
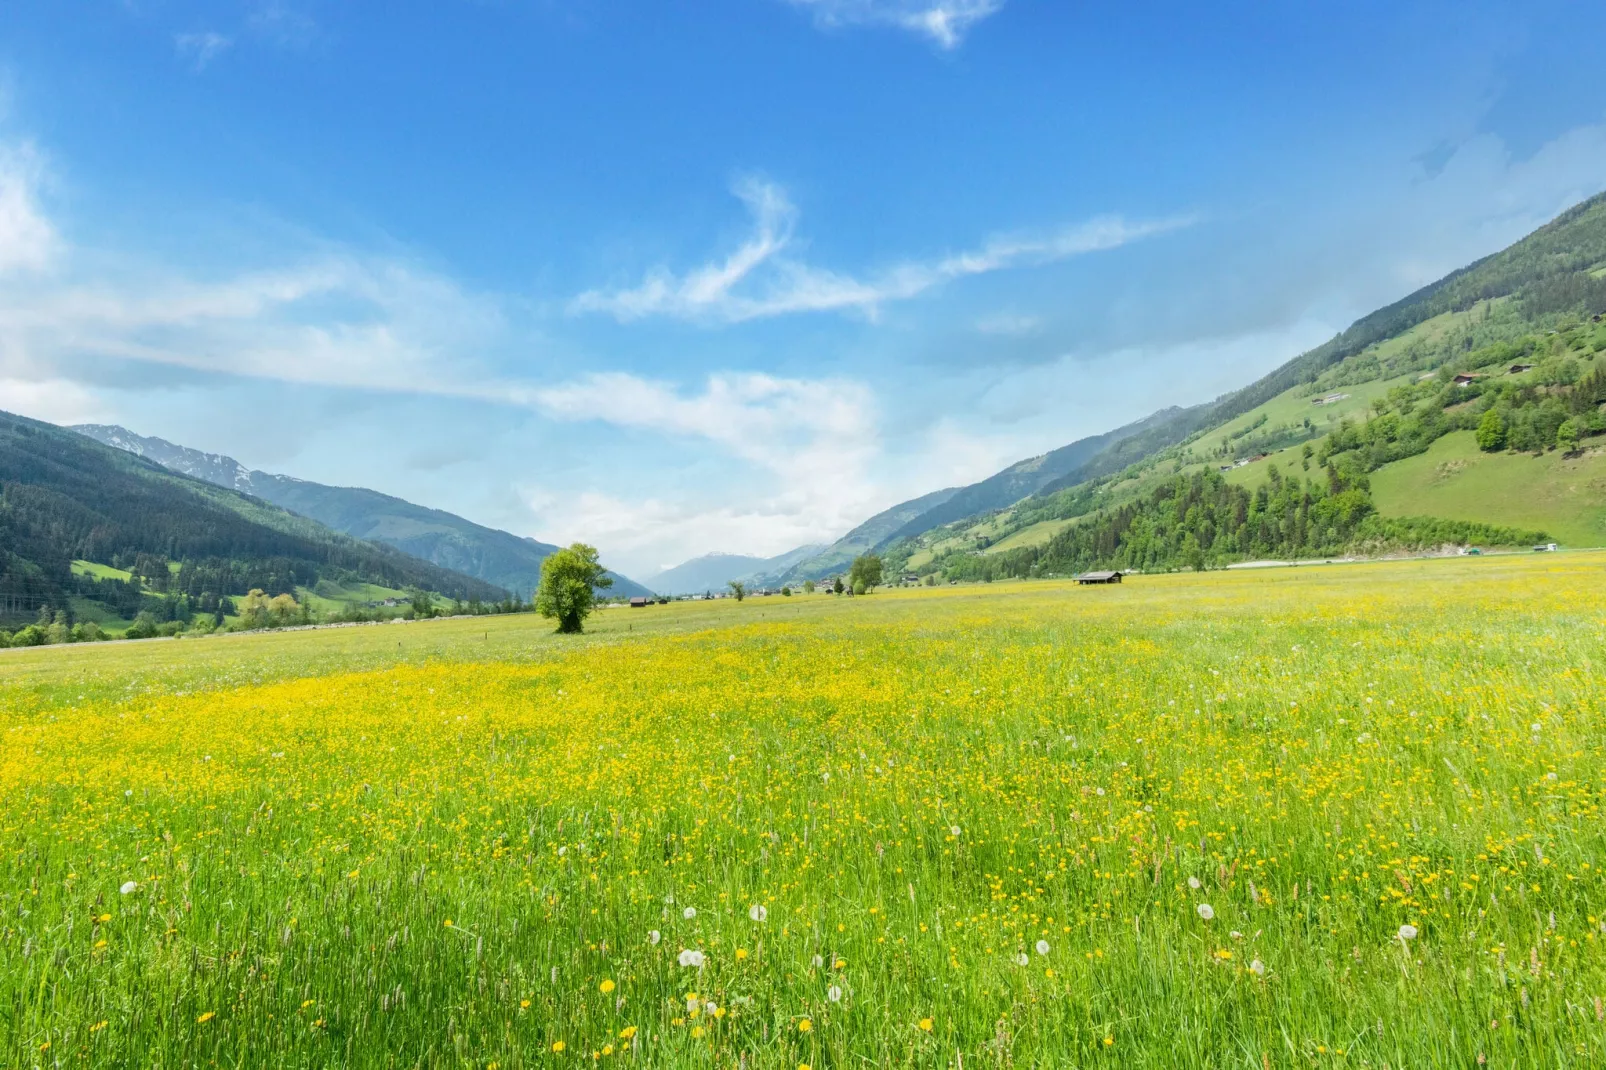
[514,371,887,573]
[787,0,1005,50]
[0,377,109,425]
[0,143,55,274]
[175,32,234,71]
[572,178,1188,323]
[528,490,846,579]
[0,249,509,400]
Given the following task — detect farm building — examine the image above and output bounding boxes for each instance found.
[1453,373,1483,387]
[1508,363,1534,374]
[629,596,650,608]
[1076,570,1123,585]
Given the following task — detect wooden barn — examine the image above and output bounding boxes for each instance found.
[1076,570,1123,585]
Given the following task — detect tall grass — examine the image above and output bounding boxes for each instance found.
[3,558,1604,1066]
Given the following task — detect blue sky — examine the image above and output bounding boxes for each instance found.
[3,1,1606,578]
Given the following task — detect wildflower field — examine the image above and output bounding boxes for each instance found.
[3,557,1605,1068]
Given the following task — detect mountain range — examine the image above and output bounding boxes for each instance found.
[642,545,825,595]
[0,410,508,625]
[871,188,1606,574]
[29,189,1606,617]
[641,188,1606,586]
[71,426,650,599]
[712,400,1190,586]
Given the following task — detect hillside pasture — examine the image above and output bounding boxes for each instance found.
[1371,431,1606,548]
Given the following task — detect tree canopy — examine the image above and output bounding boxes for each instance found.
[848,554,883,592]
[535,543,611,633]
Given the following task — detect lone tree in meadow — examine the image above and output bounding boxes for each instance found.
[849,553,883,592]
[728,580,746,602]
[535,543,611,634]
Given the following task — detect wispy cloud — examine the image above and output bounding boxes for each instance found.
[248,2,320,49]
[175,31,234,71]
[787,0,1005,50]
[572,178,1189,324]
[0,143,55,274]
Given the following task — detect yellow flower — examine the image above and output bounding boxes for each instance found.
[798,1018,812,1033]
[691,1026,705,1039]
[918,1018,933,1032]
[599,979,616,994]
[520,999,531,1009]
[196,1011,215,1023]
[444,919,454,928]
[602,1045,614,1056]
[97,913,112,922]
[618,1026,637,1040]
[89,1021,108,1033]
[735,948,748,960]
[1104,1036,1114,1046]
[552,1041,565,1053]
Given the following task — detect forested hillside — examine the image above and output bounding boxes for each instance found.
[72,425,651,599]
[886,190,1606,578]
[0,410,506,627]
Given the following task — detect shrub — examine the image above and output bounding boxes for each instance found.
[9,624,48,647]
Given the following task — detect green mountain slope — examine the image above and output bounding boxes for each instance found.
[71,425,650,599]
[1031,192,1606,496]
[877,407,1187,546]
[0,410,507,625]
[1371,431,1606,548]
[885,189,1606,575]
[773,486,961,582]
